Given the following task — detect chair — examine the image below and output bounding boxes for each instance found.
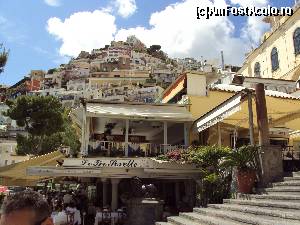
[115,209,126,225]
[66,211,75,225]
[101,209,111,225]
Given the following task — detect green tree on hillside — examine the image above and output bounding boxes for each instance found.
[5,96,80,156]
[147,45,167,61]
[0,44,9,74]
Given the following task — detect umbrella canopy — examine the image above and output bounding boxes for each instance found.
[0,185,8,193]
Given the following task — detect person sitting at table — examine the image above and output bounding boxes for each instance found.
[52,204,68,225]
[66,201,81,225]
[94,208,102,225]
[115,209,126,225]
[101,208,111,225]
[86,202,96,225]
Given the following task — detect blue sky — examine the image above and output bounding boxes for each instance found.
[0,0,295,85]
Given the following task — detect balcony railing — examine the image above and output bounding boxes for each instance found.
[88,141,187,157]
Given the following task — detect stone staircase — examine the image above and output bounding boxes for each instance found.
[156,172,300,225]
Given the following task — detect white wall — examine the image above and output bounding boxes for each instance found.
[0,140,29,167]
[187,73,207,96]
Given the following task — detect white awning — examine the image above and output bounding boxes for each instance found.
[86,102,193,122]
[196,91,245,132]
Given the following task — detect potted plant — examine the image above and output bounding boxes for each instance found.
[226,145,259,194]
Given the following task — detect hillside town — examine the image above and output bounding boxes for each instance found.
[0,35,216,106]
[0,1,300,225]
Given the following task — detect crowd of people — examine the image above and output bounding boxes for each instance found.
[0,189,127,225]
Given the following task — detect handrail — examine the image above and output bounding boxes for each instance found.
[88,141,188,157]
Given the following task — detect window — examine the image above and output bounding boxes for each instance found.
[294,27,300,55]
[271,47,279,71]
[254,62,261,77]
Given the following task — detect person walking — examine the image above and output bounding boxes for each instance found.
[0,190,54,225]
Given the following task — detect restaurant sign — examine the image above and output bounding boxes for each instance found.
[63,158,150,168]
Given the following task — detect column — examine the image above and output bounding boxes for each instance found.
[101,178,108,207]
[162,182,167,201]
[125,119,129,157]
[164,121,168,153]
[247,91,255,146]
[81,100,87,156]
[184,123,189,147]
[255,84,270,147]
[85,117,91,154]
[111,178,120,211]
[175,182,180,206]
[255,83,282,186]
[217,123,222,147]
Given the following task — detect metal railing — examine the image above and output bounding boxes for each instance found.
[88,141,188,157]
[282,146,300,160]
[282,146,300,172]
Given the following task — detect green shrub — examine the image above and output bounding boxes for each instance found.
[186,146,232,206]
[156,145,233,206]
[224,145,259,171]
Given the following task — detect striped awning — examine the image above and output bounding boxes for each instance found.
[195,91,247,132]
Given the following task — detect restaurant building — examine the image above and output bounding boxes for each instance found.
[27,100,199,211]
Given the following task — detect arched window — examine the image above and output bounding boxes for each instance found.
[254,62,261,77]
[271,47,279,71]
[294,27,300,55]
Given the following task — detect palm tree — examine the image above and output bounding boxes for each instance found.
[0,44,9,74]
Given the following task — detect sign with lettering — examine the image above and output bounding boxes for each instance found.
[27,167,101,177]
[63,158,151,168]
[81,159,138,168]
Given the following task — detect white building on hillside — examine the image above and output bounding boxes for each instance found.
[0,139,29,167]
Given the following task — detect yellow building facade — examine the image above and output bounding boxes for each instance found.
[238,7,300,81]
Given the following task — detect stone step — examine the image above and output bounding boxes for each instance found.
[253,194,300,201]
[265,188,300,194]
[292,172,300,177]
[272,181,300,187]
[284,176,300,181]
[167,216,200,225]
[180,212,245,225]
[209,203,300,220]
[264,190,300,196]
[156,222,173,225]
[224,199,300,210]
[193,207,300,225]
[267,186,300,191]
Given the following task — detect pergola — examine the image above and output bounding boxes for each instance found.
[194,86,300,145]
[77,100,194,156]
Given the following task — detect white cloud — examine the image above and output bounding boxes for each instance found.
[241,16,269,47]
[230,0,268,7]
[44,0,61,7]
[47,0,271,65]
[230,0,270,46]
[113,0,137,18]
[47,10,117,57]
[115,0,247,65]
